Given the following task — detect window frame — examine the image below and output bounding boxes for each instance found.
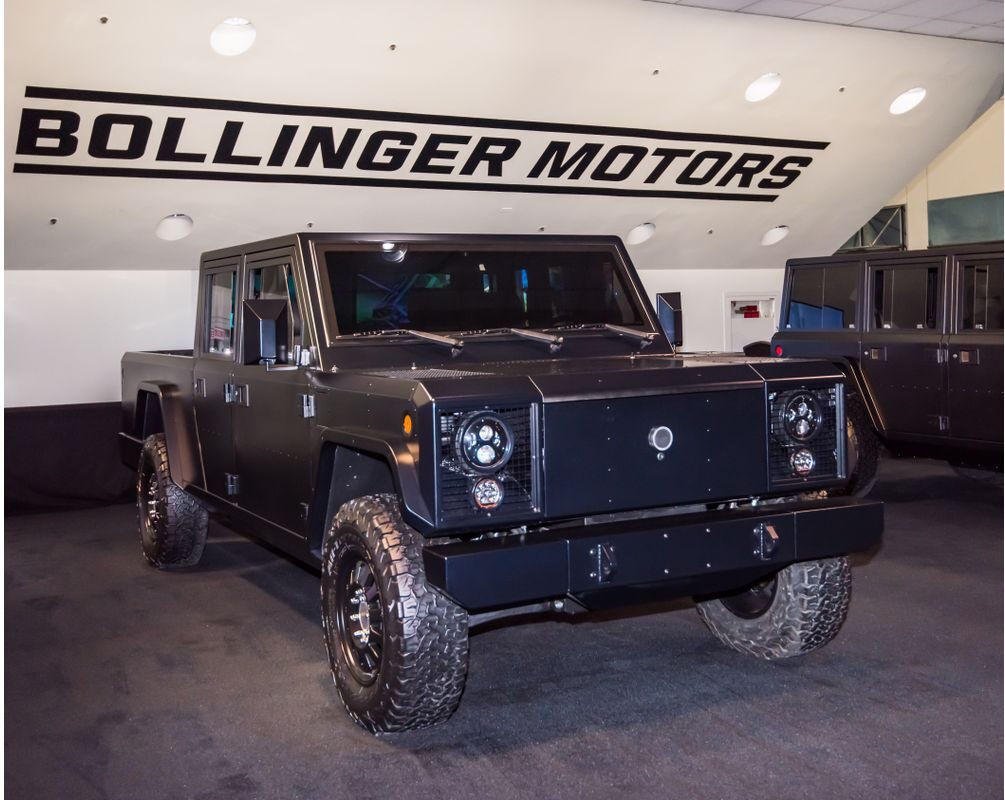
[865,255,948,334]
[246,257,302,353]
[954,255,1004,334]
[781,260,864,332]
[199,264,240,360]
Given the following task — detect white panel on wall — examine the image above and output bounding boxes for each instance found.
[3,270,199,407]
[638,268,784,351]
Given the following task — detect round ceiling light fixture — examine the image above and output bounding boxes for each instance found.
[156,213,194,241]
[761,225,789,246]
[626,222,656,245]
[210,18,257,56]
[745,72,782,103]
[889,87,926,115]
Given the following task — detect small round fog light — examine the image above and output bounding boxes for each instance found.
[472,477,504,509]
[791,448,815,476]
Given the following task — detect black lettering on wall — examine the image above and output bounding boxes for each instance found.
[459,137,521,176]
[757,155,813,189]
[357,131,418,171]
[213,121,262,166]
[88,113,151,160]
[156,117,206,163]
[527,141,603,179]
[676,151,731,186]
[267,125,299,167]
[16,109,80,156]
[411,133,471,174]
[715,153,774,188]
[643,148,694,184]
[590,145,648,182]
[294,126,361,169]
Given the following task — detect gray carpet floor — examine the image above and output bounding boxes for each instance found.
[5,458,1003,800]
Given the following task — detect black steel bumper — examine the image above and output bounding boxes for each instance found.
[422,497,883,611]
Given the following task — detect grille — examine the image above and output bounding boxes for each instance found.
[437,406,538,524]
[768,385,843,487]
[365,368,491,379]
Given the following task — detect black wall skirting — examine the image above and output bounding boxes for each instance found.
[5,402,134,514]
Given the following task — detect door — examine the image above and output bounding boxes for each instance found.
[231,254,315,534]
[947,255,1004,443]
[860,256,948,438]
[193,262,240,499]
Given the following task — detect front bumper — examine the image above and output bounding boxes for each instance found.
[422,497,882,611]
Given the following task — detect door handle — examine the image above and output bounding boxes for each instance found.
[956,349,980,366]
[865,347,886,361]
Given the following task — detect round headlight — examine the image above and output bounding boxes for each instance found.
[791,448,816,476]
[472,477,504,509]
[455,412,514,473]
[782,392,822,442]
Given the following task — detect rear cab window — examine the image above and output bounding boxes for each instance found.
[205,270,237,356]
[871,265,939,330]
[784,262,860,330]
[959,259,1003,332]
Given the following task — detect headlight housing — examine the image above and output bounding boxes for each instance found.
[768,385,843,486]
[454,412,514,473]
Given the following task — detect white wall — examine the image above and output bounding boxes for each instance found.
[637,268,784,352]
[3,270,198,407]
[886,99,1004,249]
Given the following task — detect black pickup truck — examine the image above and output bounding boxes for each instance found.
[120,233,882,732]
[771,243,1003,494]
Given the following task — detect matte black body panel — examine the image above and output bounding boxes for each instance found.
[773,243,1003,464]
[422,497,883,610]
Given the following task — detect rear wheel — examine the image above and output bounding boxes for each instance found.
[696,557,852,660]
[321,494,469,733]
[136,433,208,568]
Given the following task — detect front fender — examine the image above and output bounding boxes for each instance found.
[136,381,202,489]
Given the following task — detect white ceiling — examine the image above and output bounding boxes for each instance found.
[4,0,1003,271]
[652,0,1003,42]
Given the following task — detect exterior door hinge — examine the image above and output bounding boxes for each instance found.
[299,394,315,418]
[224,383,237,404]
[937,415,950,433]
[225,384,250,406]
[224,473,240,496]
[194,377,207,397]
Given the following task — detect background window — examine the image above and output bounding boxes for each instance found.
[960,260,1004,331]
[872,266,938,330]
[206,271,236,355]
[838,205,905,252]
[928,192,1004,247]
[785,264,859,330]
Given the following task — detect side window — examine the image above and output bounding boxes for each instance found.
[249,264,301,346]
[960,260,1004,331]
[872,266,938,330]
[206,271,237,356]
[785,264,858,330]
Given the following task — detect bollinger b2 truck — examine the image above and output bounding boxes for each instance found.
[120,233,883,733]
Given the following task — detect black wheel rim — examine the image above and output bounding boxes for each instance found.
[137,453,162,550]
[719,575,778,619]
[333,546,384,686]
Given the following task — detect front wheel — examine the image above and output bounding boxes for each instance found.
[321,495,469,733]
[696,557,852,660]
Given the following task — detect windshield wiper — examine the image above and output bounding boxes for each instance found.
[353,328,465,357]
[464,327,564,353]
[551,323,658,348]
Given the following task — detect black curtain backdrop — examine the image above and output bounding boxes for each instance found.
[5,403,134,514]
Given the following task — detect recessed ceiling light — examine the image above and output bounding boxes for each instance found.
[626,222,656,245]
[210,18,257,56]
[745,72,782,103]
[156,214,194,241]
[761,225,789,246]
[889,87,926,115]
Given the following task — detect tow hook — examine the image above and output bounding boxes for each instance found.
[754,523,780,561]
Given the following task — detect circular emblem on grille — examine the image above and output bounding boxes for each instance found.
[648,425,674,452]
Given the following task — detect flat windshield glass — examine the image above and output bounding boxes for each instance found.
[323,246,644,335]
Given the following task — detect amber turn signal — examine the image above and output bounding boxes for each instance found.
[402,412,414,436]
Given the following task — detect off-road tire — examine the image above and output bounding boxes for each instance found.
[696,557,852,660]
[136,433,208,568]
[321,494,469,733]
[837,394,880,498]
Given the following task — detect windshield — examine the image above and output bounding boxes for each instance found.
[322,245,645,336]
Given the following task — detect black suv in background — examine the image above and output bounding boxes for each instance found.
[772,243,1003,494]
